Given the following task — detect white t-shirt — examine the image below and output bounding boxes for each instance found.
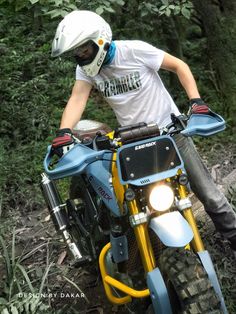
[76,40,180,128]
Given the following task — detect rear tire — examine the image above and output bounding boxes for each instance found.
[158,248,223,314]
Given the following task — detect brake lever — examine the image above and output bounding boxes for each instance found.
[168,127,183,136]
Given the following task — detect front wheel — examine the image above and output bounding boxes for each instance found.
[158,248,223,314]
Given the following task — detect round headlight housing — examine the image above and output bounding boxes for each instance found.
[149,184,174,212]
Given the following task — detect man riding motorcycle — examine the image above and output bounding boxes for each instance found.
[50,10,236,258]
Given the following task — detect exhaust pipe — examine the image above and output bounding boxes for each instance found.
[40,173,83,260]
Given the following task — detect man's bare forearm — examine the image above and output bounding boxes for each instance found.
[59,80,92,130]
[175,61,200,100]
[60,97,86,129]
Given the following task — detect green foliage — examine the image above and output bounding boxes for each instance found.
[0,7,71,211]
[138,0,193,19]
[0,231,52,314]
[0,140,8,195]
[0,0,78,16]
[0,0,126,18]
[158,0,193,18]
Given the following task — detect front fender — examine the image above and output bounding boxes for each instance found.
[149,211,193,247]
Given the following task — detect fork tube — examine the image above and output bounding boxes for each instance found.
[178,185,205,252]
[128,199,156,272]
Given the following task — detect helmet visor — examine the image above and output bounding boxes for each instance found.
[74,40,98,66]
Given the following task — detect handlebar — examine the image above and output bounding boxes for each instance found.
[44,112,225,180]
[88,114,190,150]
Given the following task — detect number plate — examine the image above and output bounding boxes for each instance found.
[117,136,182,183]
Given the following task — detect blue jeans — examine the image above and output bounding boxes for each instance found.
[174,134,236,250]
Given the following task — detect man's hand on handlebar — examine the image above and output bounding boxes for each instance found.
[190,98,209,115]
[51,128,76,158]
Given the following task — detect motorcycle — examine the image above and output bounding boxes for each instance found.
[41,111,228,314]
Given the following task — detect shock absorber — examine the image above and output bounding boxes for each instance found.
[40,173,84,261]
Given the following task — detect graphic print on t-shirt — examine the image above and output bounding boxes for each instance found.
[95,71,142,98]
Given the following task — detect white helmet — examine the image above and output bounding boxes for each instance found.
[51,10,112,77]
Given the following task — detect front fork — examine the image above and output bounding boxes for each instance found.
[128,199,156,272]
[178,184,205,252]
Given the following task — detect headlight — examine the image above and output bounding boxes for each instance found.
[149,184,174,212]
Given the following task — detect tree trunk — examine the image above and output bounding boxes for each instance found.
[192,0,236,123]
[160,16,184,90]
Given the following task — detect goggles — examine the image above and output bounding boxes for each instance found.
[74,40,98,66]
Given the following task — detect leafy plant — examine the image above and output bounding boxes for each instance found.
[158,0,193,18]
[0,230,52,313]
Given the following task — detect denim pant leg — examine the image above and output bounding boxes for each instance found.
[173,133,236,250]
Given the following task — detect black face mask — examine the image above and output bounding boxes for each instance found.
[74,40,99,66]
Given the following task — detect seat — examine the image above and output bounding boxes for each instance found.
[73,119,112,140]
